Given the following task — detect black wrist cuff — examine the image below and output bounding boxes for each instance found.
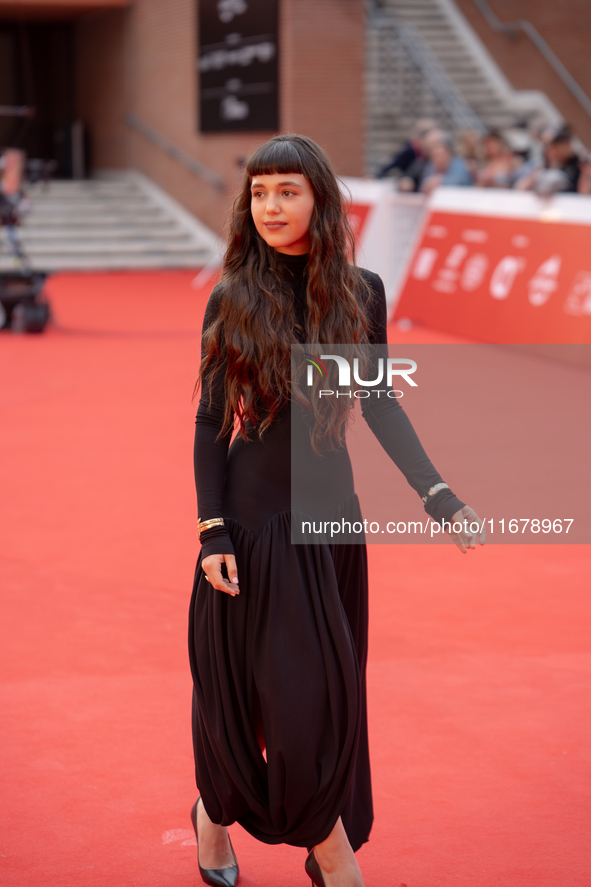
[199,526,235,559]
[423,489,466,526]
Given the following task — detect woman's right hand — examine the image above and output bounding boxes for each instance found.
[201,553,240,596]
[447,505,486,553]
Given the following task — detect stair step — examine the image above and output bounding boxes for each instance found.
[0,254,207,271]
[27,188,143,202]
[17,226,187,241]
[4,171,217,271]
[25,201,165,214]
[22,215,178,229]
[7,240,209,256]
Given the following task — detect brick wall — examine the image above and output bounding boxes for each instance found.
[281,0,365,175]
[0,0,127,12]
[76,9,130,169]
[74,0,366,234]
[454,0,591,146]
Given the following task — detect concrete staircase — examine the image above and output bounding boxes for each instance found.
[0,170,219,272]
[367,0,561,173]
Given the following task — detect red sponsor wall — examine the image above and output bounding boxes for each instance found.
[394,188,591,344]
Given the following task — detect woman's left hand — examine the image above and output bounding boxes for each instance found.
[447,505,486,553]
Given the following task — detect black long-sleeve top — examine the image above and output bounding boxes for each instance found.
[195,253,465,558]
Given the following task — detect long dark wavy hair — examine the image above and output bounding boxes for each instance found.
[197,133,371,453]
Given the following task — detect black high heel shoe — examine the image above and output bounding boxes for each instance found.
[305,848,326,887]
[190,797,239,887]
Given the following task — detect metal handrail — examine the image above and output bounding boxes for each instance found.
[397,23,486,133]
[366,2,486,134]
[125,113,225,193]
[472,0,591,120]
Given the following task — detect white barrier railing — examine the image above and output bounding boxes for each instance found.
[339,178,428,312]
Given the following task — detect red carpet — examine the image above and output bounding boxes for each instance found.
[1,271,590,886]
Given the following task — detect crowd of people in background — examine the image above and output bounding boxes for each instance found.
[376,118,591,196]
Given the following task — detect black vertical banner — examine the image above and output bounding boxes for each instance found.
[198,0,279,133]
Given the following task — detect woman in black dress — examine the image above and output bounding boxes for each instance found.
[188,134,484,887]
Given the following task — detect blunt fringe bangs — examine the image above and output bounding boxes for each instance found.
[246,138,307,178]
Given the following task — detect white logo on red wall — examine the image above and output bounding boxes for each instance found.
[397,209,591,339]
[563,271,591,316]
[460,253,489,291]
[412,227,532,301]
[528,255,561,307]
[462,229,488,244]
[489,257,526,300]
[409,226,569,308]
[431,244,468,294]
[412,247,439,280]
[426,225,448,239]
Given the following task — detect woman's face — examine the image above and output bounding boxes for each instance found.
[250,172,315,255]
